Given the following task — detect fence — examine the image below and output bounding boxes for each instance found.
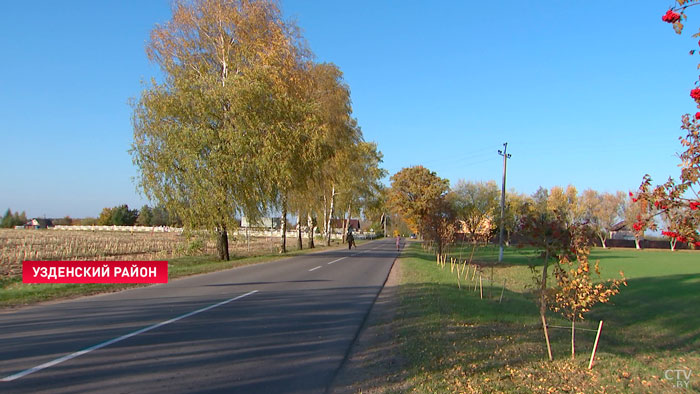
[492,236,694,251]
[49,225,380,241]
[231,228,378,240]
[51,225,184,233]
[598,238,693,250]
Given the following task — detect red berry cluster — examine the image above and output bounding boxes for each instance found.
[695,112,700,120]
[653,201,668,209]
[690,201,700,210]
[691,88,700,102]
[662,230,700,247]
[662,9,682,23]
[632,222,644,232]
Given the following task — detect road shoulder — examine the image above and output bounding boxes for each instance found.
[330,256,408,393]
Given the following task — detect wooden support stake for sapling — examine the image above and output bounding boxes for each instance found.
[479,274,483,299]
[471,265,477,281]
[542,315,553,361]
[588,320,604,370]
[571,318,576,360]
[499,279,506,303]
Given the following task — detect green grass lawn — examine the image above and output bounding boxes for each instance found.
[392,242,700,393]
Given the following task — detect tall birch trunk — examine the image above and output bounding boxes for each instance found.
[380,213,386,237]
[297,211,303,250]
[322,194,328,243]
[281,195,288,253]
[326,185,335,246]
[307,213,315,248]
[216,224,229,261]
[598,234,607,249]
[342,203,350,242]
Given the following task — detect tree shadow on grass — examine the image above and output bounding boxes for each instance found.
[392,273,700,391]
[396,280,547,377]
[589,273,700,354]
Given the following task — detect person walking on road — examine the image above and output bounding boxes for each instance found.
[396,235,401,251]
[347,231,356,250]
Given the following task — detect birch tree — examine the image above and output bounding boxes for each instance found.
[335,141,386,241]
[303,63,363,246]
[131,0,305,260]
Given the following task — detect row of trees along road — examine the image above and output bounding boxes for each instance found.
[388,167,628,362]
[388,166,646,253]
[131,0,385,260]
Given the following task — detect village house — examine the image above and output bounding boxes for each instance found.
[330,218,361,233]
[24,218,54,229]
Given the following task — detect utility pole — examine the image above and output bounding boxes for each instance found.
[498,143,511,263]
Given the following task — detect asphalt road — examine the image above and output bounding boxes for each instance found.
[0,238,399,394]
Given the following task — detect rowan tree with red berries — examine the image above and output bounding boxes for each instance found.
[633,0,700,249]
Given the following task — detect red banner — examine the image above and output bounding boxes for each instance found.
[22,261,168,284]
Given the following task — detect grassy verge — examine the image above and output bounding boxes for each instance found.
[392,242,699,393]
[0,239,358,308]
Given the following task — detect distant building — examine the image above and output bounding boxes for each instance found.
[609,221,635,240]
[25,218,53,229]
[241,217,281,229]
[455,218,493,240]
[330,218,361,232]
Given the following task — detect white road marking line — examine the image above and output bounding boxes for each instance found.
[308,266,322,272]
[327,257,347,265]
[1,290,259,382]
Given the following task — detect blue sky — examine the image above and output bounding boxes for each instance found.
[1,1,697,218]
